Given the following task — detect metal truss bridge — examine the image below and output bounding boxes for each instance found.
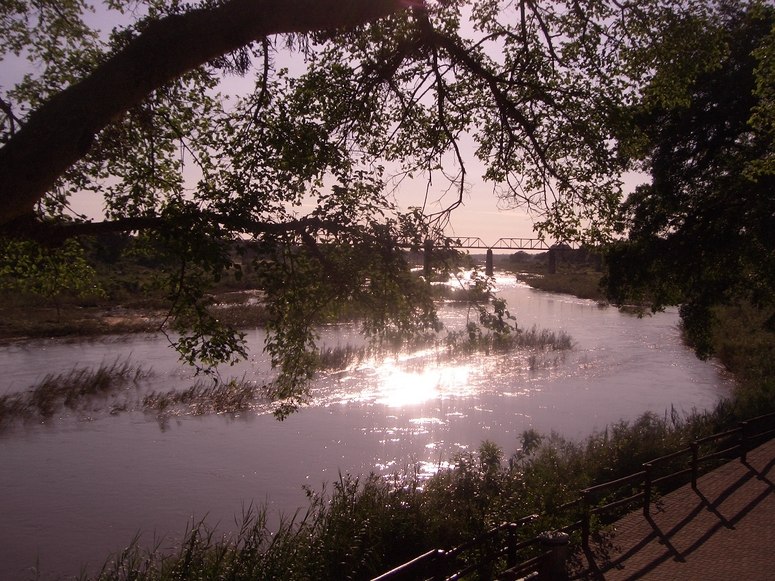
[410,237,584,276]
[440,237,580,251]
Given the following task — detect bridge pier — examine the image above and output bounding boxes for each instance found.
[485,248,494,277]
[593,251,604,272]
[548,249,557,274]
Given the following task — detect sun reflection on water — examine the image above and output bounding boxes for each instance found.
[372,358,476,407]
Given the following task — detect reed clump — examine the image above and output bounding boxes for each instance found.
[315,325,572,372]
[315,343,371,370]
[143,378,265,417]
[0,359,151,428]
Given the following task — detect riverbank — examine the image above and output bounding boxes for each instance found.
[512,264,774,418]
[517,270,606,302]
[0,288,271,344]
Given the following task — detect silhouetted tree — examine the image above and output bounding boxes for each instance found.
[605,2,775,357]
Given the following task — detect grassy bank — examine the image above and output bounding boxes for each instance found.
[504,249,607,302]
[0,288,273,343]
[518,270,606,302]
[710,302,775,416]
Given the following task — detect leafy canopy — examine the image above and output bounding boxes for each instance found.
[605,1,775,357]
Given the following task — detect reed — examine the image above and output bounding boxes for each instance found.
[0,359,151,427]
[315,343,371,370]
[315,325,572,373]
[444,324,572,356]
[142,378,264,417]
[710,302,775,416]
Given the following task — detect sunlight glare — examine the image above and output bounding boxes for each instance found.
[373,360,474,407]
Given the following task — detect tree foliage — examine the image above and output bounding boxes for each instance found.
[0,238,103,315]
[605,1,775,357]
[0,0,750,410]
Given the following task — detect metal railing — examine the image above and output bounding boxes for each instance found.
[372,411,775,580]
[575,412,775,548]
[372,515,540,581]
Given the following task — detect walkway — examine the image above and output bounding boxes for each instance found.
[576,438,775,580]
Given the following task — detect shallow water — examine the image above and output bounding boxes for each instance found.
[0,276,732,579]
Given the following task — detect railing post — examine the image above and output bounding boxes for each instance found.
[432,549,447,581]
[690,441,699,490]
[739,421,749,463]
[581,491,591,550]
[506,523,518,568]
[537,531,570,581]
[643,463,653,517]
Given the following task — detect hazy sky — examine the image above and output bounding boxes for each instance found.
[4,4,645,244]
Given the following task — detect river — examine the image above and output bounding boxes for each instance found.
[0,274,732,579]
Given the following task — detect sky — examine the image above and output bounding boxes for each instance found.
[57,40,547,243]
[205,33,546,243]
[2,2,645,245]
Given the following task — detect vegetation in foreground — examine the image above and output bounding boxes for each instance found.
[84,397,769,581]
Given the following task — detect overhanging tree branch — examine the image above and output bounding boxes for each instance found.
[5,213,365,245]
[0,0,411,227]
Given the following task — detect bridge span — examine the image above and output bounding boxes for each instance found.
[442,237,580,251]
[419,237,582,276]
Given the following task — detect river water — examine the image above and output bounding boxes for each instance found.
[0,275,731,579]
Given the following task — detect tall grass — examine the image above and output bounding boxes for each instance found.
[143,379,264,417]
[316,325,572,372]
[316,343,373,370]
[445,324,572,355]
[0,359,151,428]
[711,302,775,417]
